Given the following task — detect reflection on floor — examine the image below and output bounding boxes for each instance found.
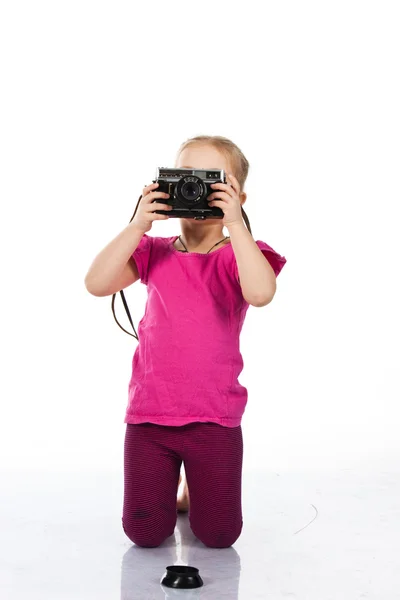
[1,464,399,599]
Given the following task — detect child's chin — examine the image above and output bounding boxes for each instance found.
[181,217,204,222]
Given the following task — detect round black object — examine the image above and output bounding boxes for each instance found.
[176,175,206,205]
[161,565,204,589]
[181,180,200,201]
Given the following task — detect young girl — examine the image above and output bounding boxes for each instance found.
[84,135,287,549]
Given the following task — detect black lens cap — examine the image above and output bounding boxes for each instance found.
[161,565,203,589]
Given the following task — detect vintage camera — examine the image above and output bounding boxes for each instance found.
[151,167,226,219]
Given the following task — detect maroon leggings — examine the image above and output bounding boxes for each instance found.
[122,421,243,548]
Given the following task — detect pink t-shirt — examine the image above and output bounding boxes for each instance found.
[124,234,286,428]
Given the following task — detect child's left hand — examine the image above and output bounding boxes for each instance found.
[208,173,244,228]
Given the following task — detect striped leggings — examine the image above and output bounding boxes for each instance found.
[122,421,243,548]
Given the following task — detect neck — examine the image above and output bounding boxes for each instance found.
[179,220,226,246]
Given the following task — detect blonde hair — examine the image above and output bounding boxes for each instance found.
[175,135,250,192]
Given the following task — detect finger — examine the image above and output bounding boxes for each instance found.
[210,182,230,189]
[227,173,240,194]
[208,191,231,203]
[146,202,173,212]
[143,191,170,203]
[210,182,235,199]
[142,182,159,195]
[208,199,226,211]
[152,213,170,220]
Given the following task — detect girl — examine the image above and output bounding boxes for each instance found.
[84,135,287,549]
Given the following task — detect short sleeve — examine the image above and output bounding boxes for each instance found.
[233,239,287,282]
[255,240,287,276]
[132,233,153,285]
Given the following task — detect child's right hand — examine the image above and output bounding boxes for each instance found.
[131,182,172,233]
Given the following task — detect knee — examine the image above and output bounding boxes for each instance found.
[122,515,175,548]
[193,521,243,549]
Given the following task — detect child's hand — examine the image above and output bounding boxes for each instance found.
[131,183,173,233]
[207,174,244,227]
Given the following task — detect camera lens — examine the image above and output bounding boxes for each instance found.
[181,181,200,201]
[176,175,205,207]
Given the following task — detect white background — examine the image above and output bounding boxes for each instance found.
[1,0,399,476]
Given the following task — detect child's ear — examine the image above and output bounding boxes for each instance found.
[240,192,247,206]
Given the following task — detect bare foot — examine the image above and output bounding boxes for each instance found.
[177,473,190,512]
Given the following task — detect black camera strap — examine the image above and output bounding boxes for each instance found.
[177,235,229,254]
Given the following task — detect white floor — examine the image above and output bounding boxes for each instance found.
[1,463,399,599]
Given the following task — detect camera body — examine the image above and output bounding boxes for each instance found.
[152,167,225,219]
